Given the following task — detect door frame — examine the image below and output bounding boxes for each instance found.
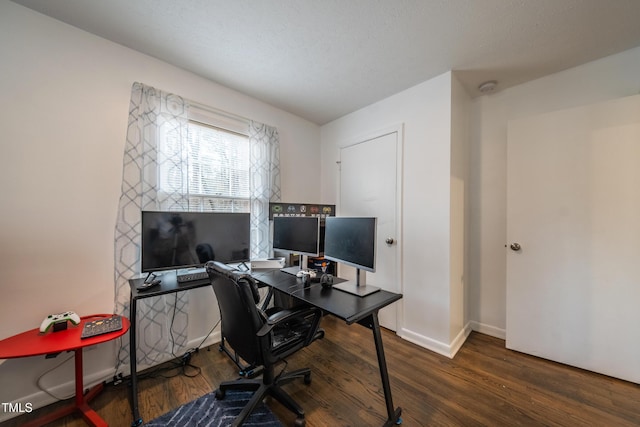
[336,123,404,330]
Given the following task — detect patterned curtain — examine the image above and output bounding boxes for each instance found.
[249,121,281,259]
[114,82,191,370]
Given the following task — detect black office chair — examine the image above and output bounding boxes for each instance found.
[205,261,324,427]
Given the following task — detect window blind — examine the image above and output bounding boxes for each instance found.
[159,120,250,212]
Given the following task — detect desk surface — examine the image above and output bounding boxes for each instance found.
[131,268,402,324]
[0,314,130,359]
[252,269,402,324]
[129,270,212,299]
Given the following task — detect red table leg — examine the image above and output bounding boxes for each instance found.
[21,349,107,427]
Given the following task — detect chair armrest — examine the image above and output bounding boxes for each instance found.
[257,306,322,339]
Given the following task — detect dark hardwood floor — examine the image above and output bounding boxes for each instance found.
[3,315,639,426]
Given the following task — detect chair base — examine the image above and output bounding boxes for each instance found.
[216,368,311,427]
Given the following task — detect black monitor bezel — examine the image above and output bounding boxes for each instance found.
[141,210,250,272]
[323,216,377,273]
[272,215,321,257]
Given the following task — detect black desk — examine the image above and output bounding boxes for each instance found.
[252,269,403,426]
[127,270,211,426]
[128,268,403,427]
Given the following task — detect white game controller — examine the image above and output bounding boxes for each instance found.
[296,269,318,286]
[296,270,317,279]
[40,311,81,333]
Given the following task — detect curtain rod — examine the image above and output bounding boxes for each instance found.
[139,81,253,125]
[189,99,251,125]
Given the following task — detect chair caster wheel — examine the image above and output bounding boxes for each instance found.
[303,373,311,385]
[294,417,306,427]
[214,388,225,399]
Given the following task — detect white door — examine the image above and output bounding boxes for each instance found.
[338,126,402,331]
[506,94,640,382]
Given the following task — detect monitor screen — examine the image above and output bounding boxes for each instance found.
[272,216,321,257]
[141,211,250,272]
[323,216,376,272]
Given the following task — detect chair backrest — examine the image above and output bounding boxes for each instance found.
[206,261,264,366]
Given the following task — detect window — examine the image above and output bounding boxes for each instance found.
[159,115,250,213]
[186,121,250,212]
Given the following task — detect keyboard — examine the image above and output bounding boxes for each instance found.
[81,315,123,339]
[176,270,209,283]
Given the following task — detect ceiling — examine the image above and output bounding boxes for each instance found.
[12,0,640,125]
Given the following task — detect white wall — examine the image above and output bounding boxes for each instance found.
[468,46,640,339]
[321,72,462,355]
[0,2,320,419]
[449,74,471,351]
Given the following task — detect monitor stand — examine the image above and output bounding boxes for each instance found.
[280,254,309,275]
[332,269,380,297]
[281,265,302,275]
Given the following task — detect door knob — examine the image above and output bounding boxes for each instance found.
[385,237,395,245]
[510,243,522,251]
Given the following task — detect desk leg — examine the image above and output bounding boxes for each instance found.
[21,349,107,427]
[73,348,107,427]
[129,295,143,426]
[368,312,402,426]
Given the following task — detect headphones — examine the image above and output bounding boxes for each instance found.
[320,273,334,288]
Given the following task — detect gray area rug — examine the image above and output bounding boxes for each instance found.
[145,390,283,426]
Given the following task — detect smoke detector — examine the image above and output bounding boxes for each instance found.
[478,80,498,93]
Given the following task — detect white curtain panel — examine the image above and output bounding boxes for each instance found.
[114,82,191,369]
[249,121,281,259]
[113,83,281,371]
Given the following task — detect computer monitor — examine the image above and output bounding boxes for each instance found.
[323,216,379,296]
[272,215,321,274]
[141,211,250,273]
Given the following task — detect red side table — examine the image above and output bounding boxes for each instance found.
[0,314,130,427]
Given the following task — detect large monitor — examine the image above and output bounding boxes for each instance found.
[323,216,379,296]
[272,215,321,274]
[141,211,250,273]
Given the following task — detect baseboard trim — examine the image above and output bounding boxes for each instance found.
[398,322,472,359]
[449,323,473,356]
[470,321,506,340]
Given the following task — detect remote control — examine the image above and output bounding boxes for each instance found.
[136,279,161,291]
